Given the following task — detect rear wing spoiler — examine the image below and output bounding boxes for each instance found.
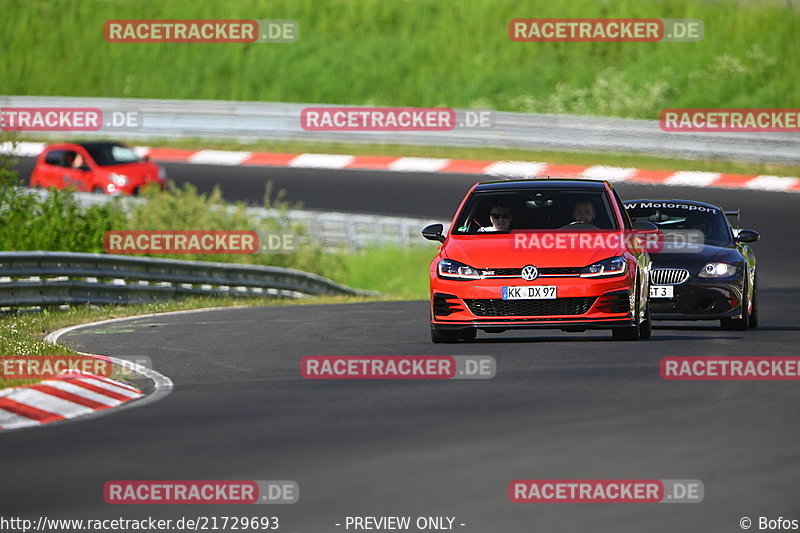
[724,209,740,228]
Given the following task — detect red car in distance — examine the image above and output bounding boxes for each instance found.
[422,178,655,343]
[30,141,166,195]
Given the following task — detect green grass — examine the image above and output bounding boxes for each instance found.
[334,246,435,299]
[1,0,797,119]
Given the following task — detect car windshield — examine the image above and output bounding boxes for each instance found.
[81,143,141,166]
[625,203,732,246]
[452,189,619,234]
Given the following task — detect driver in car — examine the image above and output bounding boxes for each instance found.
[72,153,86,169]
[684,211,710,235]
[479,205,513,232]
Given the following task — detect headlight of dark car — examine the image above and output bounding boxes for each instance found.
[697,262,737,278]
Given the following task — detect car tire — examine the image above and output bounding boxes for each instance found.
[612,286,648,341]
[431,327,475,343]
[748,277,759,329]
[721,278,750,331]
[92,187,104,194]
[639,305,652,340]
[461,328,477,342]
[431,327,461,343]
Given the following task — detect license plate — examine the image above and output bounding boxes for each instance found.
[502,286,557,300]
[650,285,674,298]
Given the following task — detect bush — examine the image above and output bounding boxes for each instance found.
[123,182,347,276]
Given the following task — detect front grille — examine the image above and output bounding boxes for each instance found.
[464,297,596,317]
[651,268,690,285]
[481,267,582,277]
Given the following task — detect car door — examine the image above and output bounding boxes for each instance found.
[59,150,91,191]
[37,149,66,187]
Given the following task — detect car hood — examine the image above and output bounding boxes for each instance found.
[649,243,740,263]
[442,232,628,268]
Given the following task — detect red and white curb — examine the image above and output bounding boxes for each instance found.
[0,371,142,430]
[8,141,800,193]
[0,310,197,432]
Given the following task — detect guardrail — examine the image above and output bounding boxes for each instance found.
[3,95,798,164]
[0,251,374,309]
[18,188,448,250]
[248,208,448,249]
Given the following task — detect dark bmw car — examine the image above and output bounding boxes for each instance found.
[624,199,759,330]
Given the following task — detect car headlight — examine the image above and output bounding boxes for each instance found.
[580,256,628,278]
[108,173,129,186]
[158,167,168,180]
[698,262,737,278]
[438,259,482,280]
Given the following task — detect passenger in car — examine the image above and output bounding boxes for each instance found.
[572,200,596,224]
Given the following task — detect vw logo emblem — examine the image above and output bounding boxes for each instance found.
[521,265,539,281]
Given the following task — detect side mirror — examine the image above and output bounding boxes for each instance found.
[421,223,445,243]
[143,155,151,162]
[632,220,658,231]
[736,229,759,243]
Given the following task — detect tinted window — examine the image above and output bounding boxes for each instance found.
[453,189,618,234]
[81,143,141,166]
[625,203,732,246]
[44,150,66,166]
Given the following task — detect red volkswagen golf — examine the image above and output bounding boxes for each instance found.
[422,179,654,343]
[30,141,166,195]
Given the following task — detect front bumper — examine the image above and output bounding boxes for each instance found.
[431,275,637,331]
[106,179,166,195]
[650,276,744,321]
